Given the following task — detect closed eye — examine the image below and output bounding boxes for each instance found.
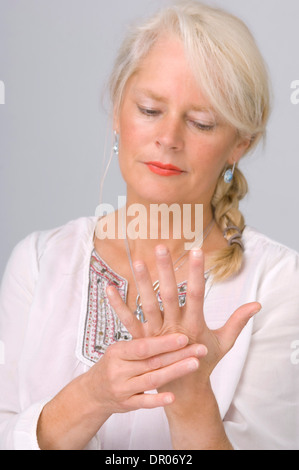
[189,120,216,131]
[137,104,216,130]
[137,105,161,117]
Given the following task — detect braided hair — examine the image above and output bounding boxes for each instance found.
[208,166,248,281]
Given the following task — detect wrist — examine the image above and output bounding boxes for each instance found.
[165,380,232,450]
[37,373,111,450]
[164,376,212,418]
[80,370,112,421]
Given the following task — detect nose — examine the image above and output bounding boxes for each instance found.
[155,116,184,152]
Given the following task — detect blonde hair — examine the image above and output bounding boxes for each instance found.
[109,0,271,281]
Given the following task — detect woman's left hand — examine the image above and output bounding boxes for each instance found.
[107,245,261,403]
[107,246,261,449]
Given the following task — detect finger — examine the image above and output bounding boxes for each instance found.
[155,245,181,322]
[217,302,262,353]
[185,249,205,330]
[125,391,175,410]
[128,342,208,378]
[118,332,190,361]
[130,356,200,394]
[106,285,144,338]
[132,261,163,334]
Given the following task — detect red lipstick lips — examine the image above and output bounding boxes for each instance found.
[145,161,184,176]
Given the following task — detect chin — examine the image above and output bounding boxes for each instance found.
[135,186,188,205]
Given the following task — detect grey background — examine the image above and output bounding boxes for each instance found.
[0,0,298,279]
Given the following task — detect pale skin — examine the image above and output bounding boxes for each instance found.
[37,35,260,450]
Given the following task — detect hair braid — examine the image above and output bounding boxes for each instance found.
[209,166,248,281]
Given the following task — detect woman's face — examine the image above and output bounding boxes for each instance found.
[115,35,249,206]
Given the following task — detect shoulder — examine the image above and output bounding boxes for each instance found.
[243,225,299,275]
[11,216,98,277]
[238,226,299,306]
[34,216,98,251]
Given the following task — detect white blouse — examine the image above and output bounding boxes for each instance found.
[0,216,298,450]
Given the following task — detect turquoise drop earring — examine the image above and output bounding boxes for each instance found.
[113,131,119,156]
[224,162,236,183]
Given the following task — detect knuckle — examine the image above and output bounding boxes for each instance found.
[106,342,120,359]
[111,382,125,401]
[188,286,204,300]
[135,341,149,359]
[147,355,161,371]
[141,299,158,315]
[161,289,178,304]
[122,312,136,330]
[145,371,158,389]
[134,266,147,280]
[105,366,125,398]
[105,368,118,390]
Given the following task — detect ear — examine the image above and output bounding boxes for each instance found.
[113,105,120,134]
[227,136,251,165]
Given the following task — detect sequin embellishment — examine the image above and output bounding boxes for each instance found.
[82,250,132,363]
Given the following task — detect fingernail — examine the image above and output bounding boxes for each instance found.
[164,395,174,405]
[106,286,115,297]
[187,359,199,371]
[251,307,261,317]
[177,335,189,347]
[156,245,168,256]
[192,248,203,258]
[134,262,144,272]
[250,303,262,316]
[196,345,208,357]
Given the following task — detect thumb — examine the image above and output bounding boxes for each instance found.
[217,302,261,354]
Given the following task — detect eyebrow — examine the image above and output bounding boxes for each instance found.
[133,88,215,113]
[133,88,167,103]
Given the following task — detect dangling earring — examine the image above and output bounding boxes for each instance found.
[224,162,236,183]
[113,130,119,156]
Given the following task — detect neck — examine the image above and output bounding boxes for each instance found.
[118,195,215,262]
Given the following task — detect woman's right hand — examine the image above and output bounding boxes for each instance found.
[37,333,207,450]
[85,333,207,413]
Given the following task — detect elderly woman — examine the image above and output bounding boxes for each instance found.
[0,1,298,450]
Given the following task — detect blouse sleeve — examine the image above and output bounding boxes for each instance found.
[224,246,299,450]
[0,232,47,450]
